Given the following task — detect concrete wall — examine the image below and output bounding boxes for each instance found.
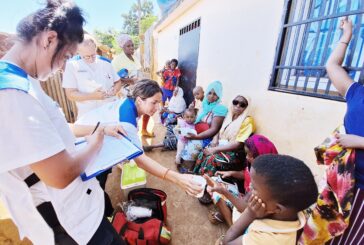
[153,0,347,178]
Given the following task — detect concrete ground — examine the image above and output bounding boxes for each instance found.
[0,116,227,245]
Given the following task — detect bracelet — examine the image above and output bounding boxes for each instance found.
[163,168,170,180]
[340,41,349,45]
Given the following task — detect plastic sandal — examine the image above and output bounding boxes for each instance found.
[208,211,224,225]
[198,188,212,205]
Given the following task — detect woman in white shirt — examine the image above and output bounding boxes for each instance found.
[112,34,155,137]
[0,1,125,244]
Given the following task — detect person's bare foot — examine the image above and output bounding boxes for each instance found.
[141,129,155,137]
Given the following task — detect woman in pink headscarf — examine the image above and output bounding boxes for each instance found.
[206,134,278,227]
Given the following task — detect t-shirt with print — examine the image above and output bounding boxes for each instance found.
[62,57,120,118]
[344,82,364,189]
[0,72,104,244]
[162,68,181,91]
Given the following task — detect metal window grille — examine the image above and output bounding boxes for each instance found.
[180,18,201,36]
[269,0,364,101]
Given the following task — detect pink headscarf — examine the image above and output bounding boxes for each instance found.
[244,134,278,192]
[245,134,278,159]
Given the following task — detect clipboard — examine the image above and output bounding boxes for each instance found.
[76,134,143,181]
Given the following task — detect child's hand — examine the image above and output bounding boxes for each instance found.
[215,171,232,179]
[247,194,269,219]
[203,174,227,195]
[335,133,364,149]
[208,182,227,195]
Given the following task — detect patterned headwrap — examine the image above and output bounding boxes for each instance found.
[117,34,133,48]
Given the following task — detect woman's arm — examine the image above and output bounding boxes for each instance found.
[65,88,107,101]
[30,129,104,189]
[216,170,245,180]
[326,17,353,96]
[190,116,225,140]
[204,142,243,155]
[134,154,202,195]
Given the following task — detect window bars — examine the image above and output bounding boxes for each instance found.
[270,0,364,101]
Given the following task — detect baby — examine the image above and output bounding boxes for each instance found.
[189,86,204,112]
[222,154,318,245]
[175,108,197,165]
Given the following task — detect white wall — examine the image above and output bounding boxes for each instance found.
[153,0,347,178]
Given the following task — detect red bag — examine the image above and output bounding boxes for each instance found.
[112,211,170,245]
[195,112,212,134]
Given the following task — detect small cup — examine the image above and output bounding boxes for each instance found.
[192,175,207,198]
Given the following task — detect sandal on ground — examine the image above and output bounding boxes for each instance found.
[177,164,189,174]
[198,188,212,205]
[208,211,224,225]
[142,145,154,152]
[141,130,155,137]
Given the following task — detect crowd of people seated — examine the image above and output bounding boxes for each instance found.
[0,1,362,244]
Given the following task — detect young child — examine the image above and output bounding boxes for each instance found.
[222,154,318,245]
[175,108,197,165]
[156,60,171,79]
[207,135,278,227]
[160,86,186,126]
[189,86,204,112]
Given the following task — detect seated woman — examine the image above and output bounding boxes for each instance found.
[207,135,278,227]
[180,81,228,171]
[193,95,254,176]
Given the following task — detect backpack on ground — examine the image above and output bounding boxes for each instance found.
[112,188,171,245]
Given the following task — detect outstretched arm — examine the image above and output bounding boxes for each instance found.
[326,17,353,96]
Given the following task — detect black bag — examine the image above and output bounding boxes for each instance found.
[128,188,167,224]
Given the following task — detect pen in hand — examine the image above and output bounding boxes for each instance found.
[91,122,100,135]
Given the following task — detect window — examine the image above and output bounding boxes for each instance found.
[180,19,200,36]
[269,0,364,101]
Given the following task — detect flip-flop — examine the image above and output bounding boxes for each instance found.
[208,211,224,225]
[198,189,212,205]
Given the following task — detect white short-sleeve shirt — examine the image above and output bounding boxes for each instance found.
[62,57,120,118]
[0,75,104,245]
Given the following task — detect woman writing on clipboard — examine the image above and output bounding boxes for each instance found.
[78,79,203,195]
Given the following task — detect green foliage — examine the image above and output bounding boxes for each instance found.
[141,15,158,34]
[93,28,122,54]
[121,0,157,36]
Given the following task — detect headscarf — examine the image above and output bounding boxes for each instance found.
[117,34,133,48]
[168,86,186,113]
[220,95,251,142]
[195,80,228,123]
[245,135,278,159]
[244,134,278,192]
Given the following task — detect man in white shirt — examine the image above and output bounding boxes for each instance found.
[63,34,122,119]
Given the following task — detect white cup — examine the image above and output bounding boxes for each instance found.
[192,175,207,198]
